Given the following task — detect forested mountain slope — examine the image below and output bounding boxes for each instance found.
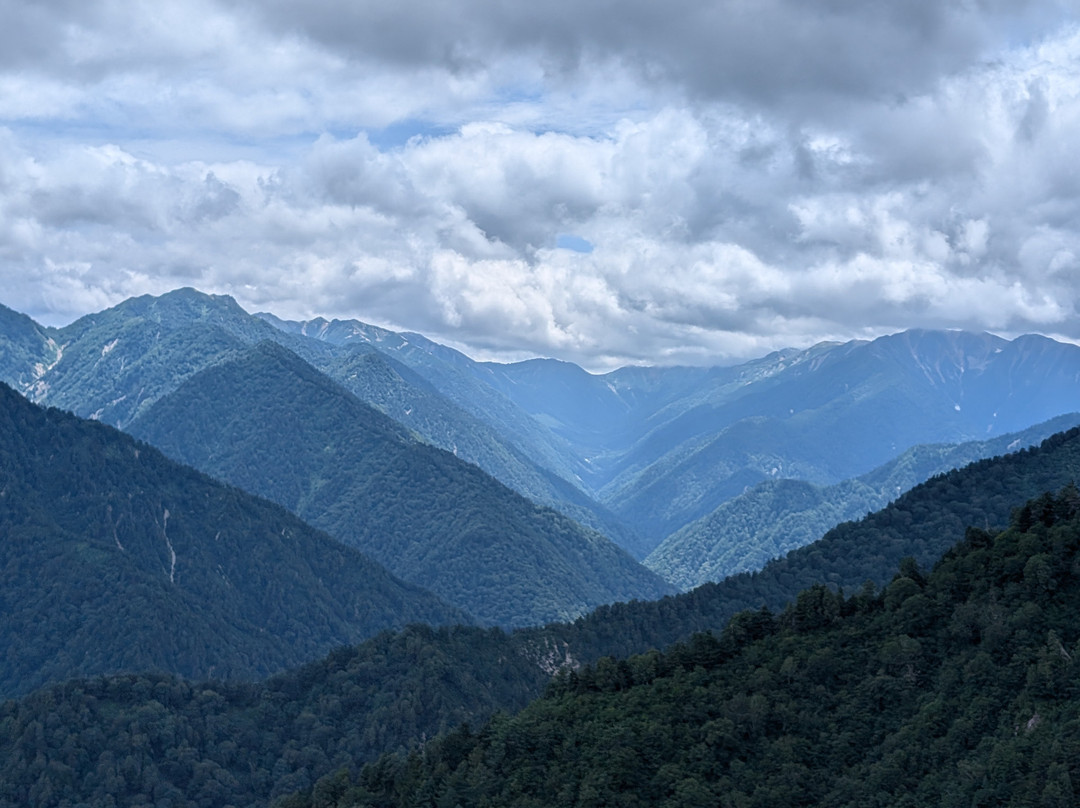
[127,341,672,627]
[258,313,589,488]
[5,484,1080,807]
[525,425,1080,664]
[263,317,1080,554]
[647,413,1080,589]
[596,330,1080,545]
[0,383,467,700]
[328,486,1080,808]
[0,290,643,555]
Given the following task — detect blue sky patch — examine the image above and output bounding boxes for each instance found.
[556,234,594,253]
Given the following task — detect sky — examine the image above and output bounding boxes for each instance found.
[1,0,1079,369]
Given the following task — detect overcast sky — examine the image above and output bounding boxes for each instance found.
[2,1,1078,368]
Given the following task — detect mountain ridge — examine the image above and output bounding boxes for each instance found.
[126,340,673,627]
[0,381,468,699]
[646,412,1080,589]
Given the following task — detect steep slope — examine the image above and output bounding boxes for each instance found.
[258,313,589,486]
[127,342,672,627]
[257,314,651,552]
[6,485,1080,807]
[0,383,468,700]
[0,302,60,392]
[342,487,1080,808]
[0,292,644,555]
[315,348,646,556]
[600,330,1080,544]
[647,413,1080,589]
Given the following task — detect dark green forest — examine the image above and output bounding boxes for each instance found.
[0,626,546,807]
[5,486,1080,807]
[290,486,1080,808]
[0,382,466,699]
[127,341,671,627]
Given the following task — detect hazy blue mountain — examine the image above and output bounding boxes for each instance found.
[596,330,1080,545]
[646,413,1080,589]
[127,341,673,627]
[258,317,1080,554]
[0,382,468,699]
[258,313,589,485]
[0,291,645,554]
[6,291,1079,559]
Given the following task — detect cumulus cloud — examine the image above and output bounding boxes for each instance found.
[0,0,1078,367]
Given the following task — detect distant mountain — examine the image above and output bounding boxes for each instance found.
[0,382,467,699]
[595,330,1080,544]
[261,317,1080,553]
[6,291,1080,558]
[0,290,643,555]
[647,413,1080,589]
[127,341,672,627]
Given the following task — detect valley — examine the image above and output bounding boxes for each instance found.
[1,289,1079,806]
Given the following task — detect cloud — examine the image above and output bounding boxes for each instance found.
[0,1,1078,366]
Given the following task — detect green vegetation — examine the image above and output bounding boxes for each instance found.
[0,303,58,392]
[297,486,1080,808]
[0,382,466,699]
[0,625,546,808]
[1,290,644,556]
[3,421,1080,805]
[647,414,1080,589]
[523,425,1080,665]
[128,342,672,627]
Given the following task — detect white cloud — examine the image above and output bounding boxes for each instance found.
[0,1,1078,365]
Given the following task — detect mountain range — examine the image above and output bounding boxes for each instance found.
[3,427,1080,804]
[259,309,1080,554]
[4,289,1079,571]
[125,340,670,626]
[0,381,466,699]
[646,412,1080,589]
[3,281,1080,804]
